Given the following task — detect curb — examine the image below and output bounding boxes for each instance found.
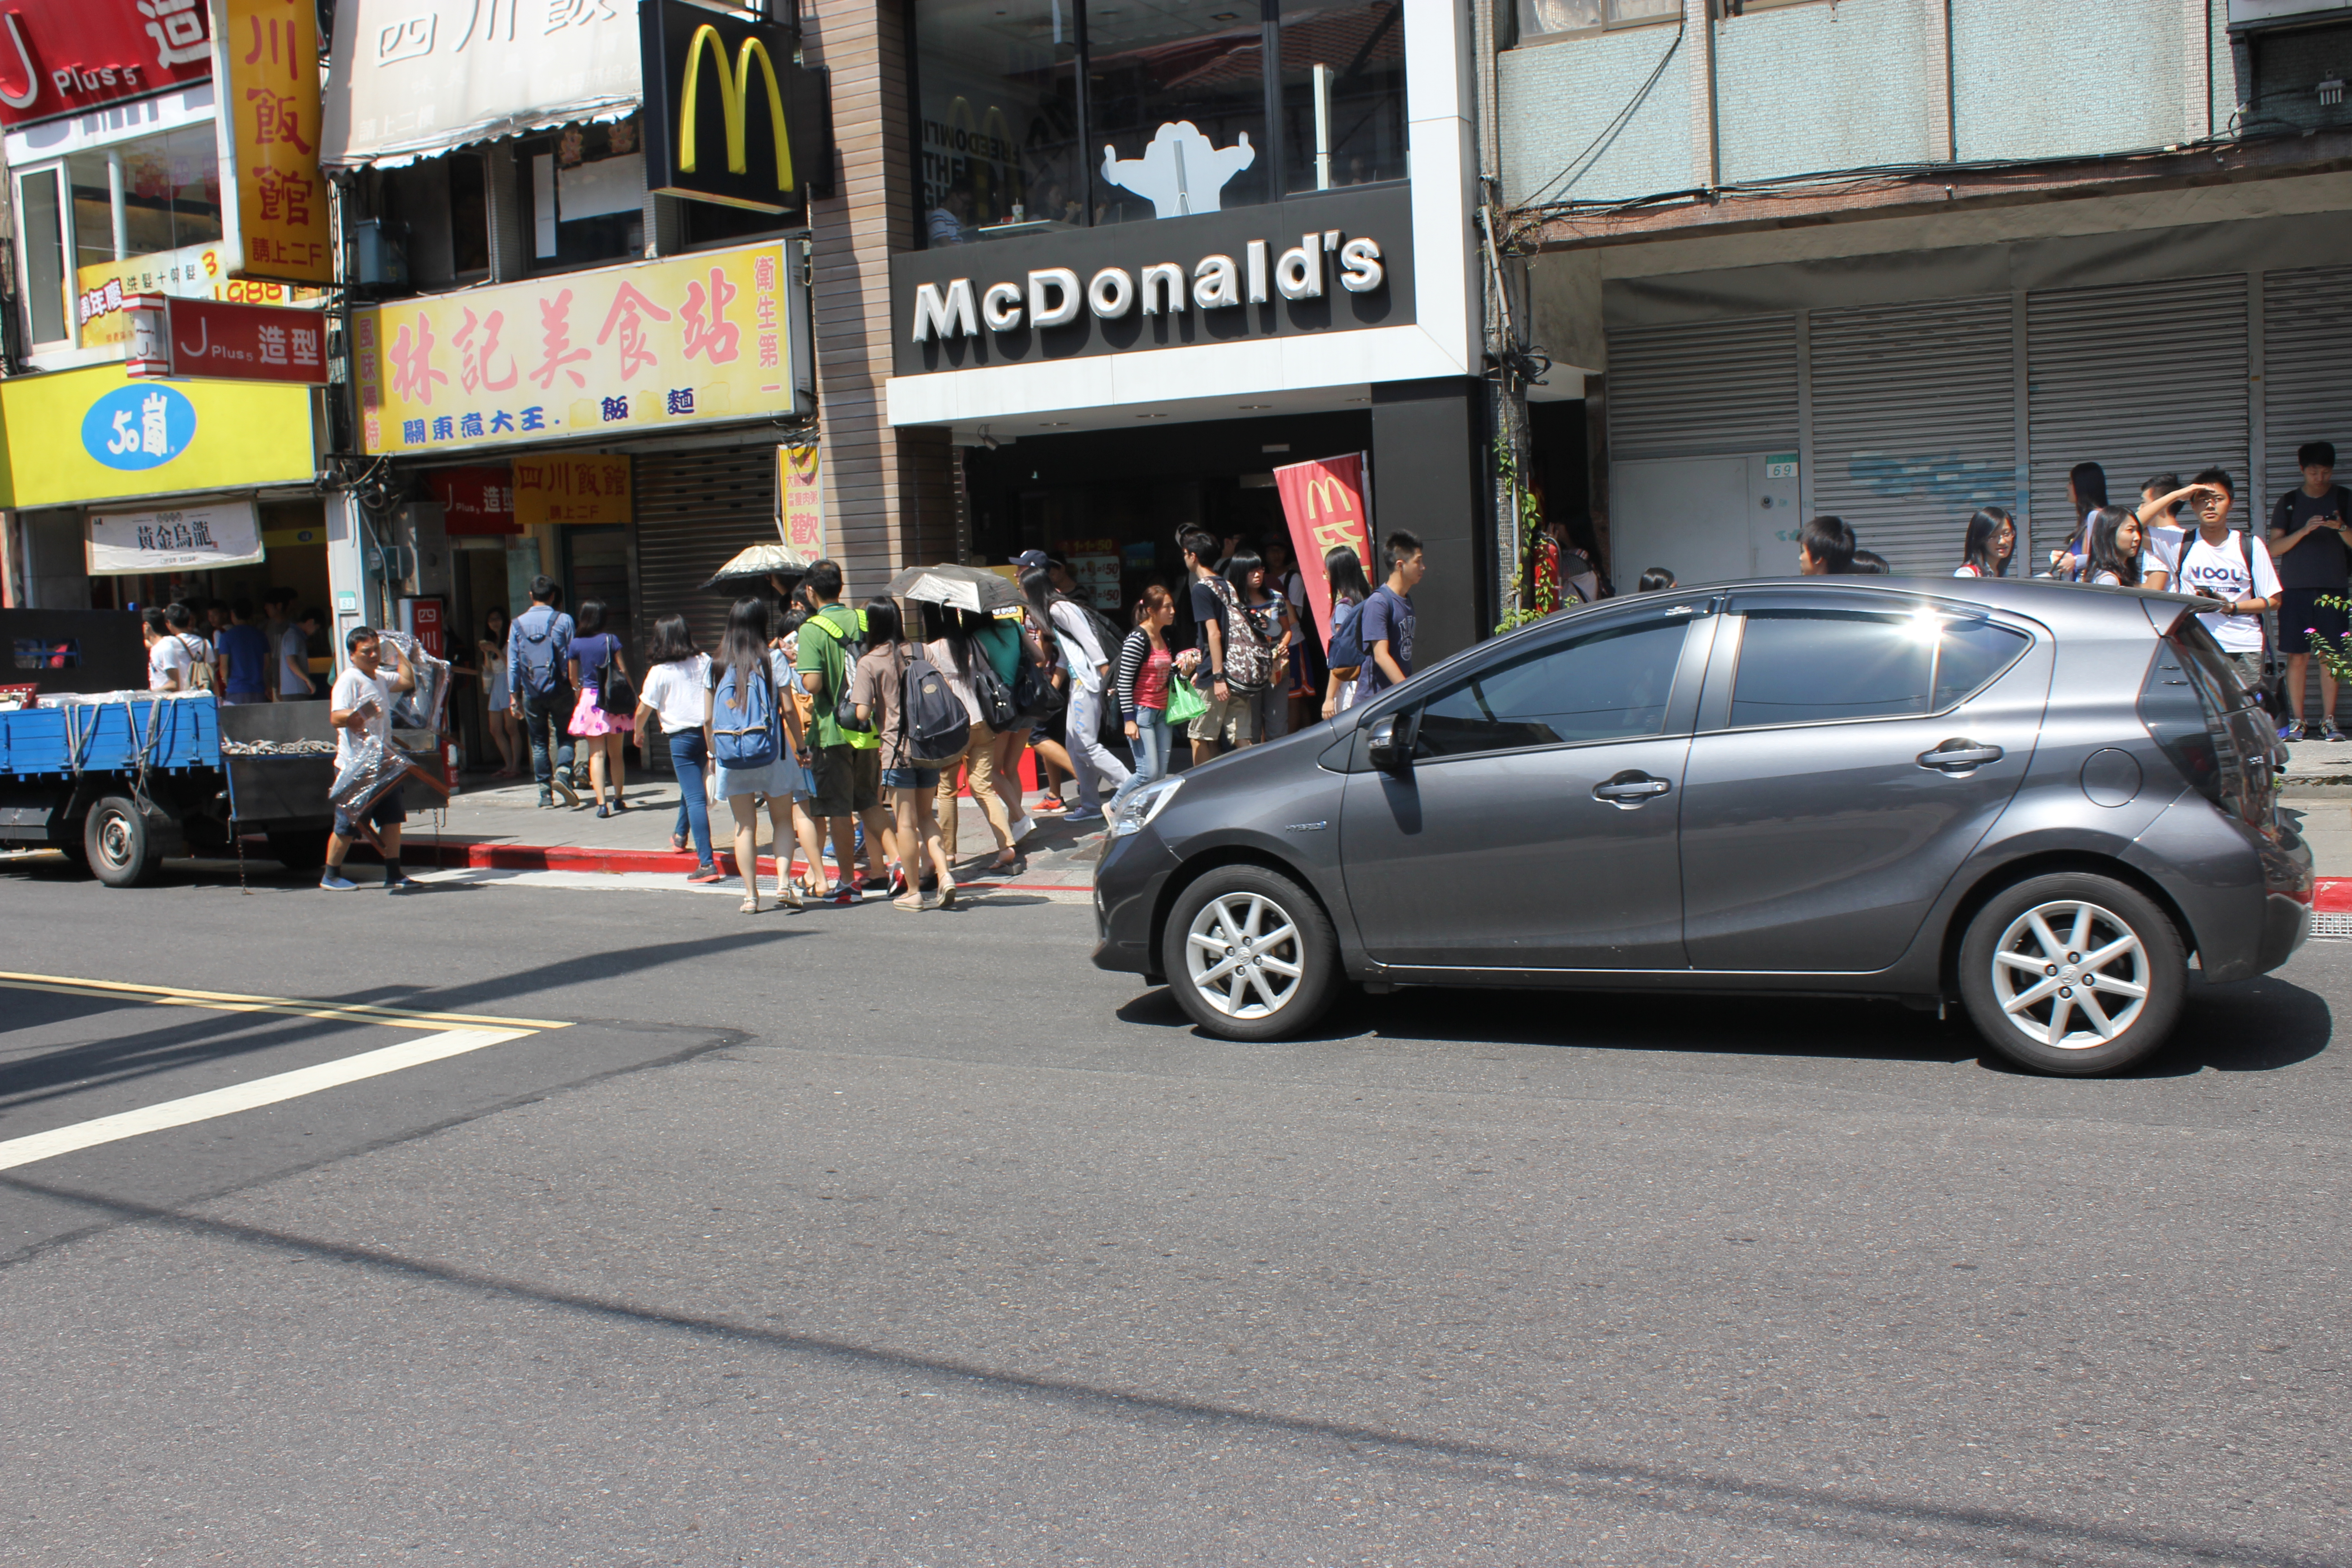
[396,838,1093,892]
[2318,877,2352,913]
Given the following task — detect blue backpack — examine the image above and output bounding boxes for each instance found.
[711,661,779,769]
[513,609,565,698]
[1327,596,1365,672]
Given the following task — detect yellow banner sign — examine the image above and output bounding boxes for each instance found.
[353,242,797,456]
[0,362,317,511]
[778,443,824,558]
[77,243,323,347]
[216,0,333,284]
[512,453,633,527]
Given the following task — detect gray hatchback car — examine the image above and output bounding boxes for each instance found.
[1091,578,2313,1075]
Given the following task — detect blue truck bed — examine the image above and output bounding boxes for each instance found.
[0,695,220,780]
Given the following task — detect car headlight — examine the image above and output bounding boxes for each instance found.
[1110,775,1182,837]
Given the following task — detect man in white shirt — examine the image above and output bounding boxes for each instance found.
[1049,585,1129,823]
[322,626,418,893]
[2168,468,2283,698]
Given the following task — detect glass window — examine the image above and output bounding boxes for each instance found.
[1931,618,2029,710]
[1729,608,1936,728]
[17,167,68,345]
[1278,0,1406,192]
[1089,1,1270,225]
[1516,0,1676,43]
[914,0,1084,241]
[1415,619,1688,758]
[522,119,646,271]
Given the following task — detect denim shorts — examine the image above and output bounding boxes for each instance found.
[332,786,406,839]
[881,765,941,791]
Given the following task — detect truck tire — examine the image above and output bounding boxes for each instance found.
[266,828,329,872]
[83,795,157,887]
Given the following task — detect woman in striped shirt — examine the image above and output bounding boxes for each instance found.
[1109,585,1191,818]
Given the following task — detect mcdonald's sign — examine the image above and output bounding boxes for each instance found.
[640,0,834,215]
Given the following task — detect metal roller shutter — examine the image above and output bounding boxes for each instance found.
[1606,314,1800,461]
[633,446,779,657]
[2025,274,2249,562]
[1810,294,2016,575]
[2263,265,2352,507]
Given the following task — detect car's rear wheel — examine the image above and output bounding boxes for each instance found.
[1161,864,1339,1041]
[1958,872,2185,1075]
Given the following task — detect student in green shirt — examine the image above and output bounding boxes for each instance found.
[793,560,894,900]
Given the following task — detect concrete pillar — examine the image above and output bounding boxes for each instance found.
[1371,377,1492,669]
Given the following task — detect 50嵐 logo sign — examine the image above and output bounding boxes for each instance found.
[81,383,196,470]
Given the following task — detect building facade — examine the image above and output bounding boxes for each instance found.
[1499,0,2352,583]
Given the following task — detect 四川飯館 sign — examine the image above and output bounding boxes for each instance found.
[637,0,833,215]
[352,241,811,456]
[0,363,319,510]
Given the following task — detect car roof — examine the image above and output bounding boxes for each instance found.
[1593,574,2187,635]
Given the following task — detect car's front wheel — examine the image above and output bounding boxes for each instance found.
[1161,864,1339,1041]
[1957,872,2186,1075]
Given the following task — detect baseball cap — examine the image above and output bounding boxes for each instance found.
[1011,549,1050,569]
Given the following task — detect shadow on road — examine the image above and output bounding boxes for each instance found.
[1114,970,2333,1077]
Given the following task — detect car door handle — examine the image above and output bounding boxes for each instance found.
[1592,771,1673,805]
[1918,740,2004,772]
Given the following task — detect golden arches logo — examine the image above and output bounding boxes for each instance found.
[1303,476,1357,520]
[679,23,795,193]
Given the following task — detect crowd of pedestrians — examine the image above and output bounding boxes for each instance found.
[141,588,324,702]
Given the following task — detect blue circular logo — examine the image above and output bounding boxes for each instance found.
[82,383,198,470]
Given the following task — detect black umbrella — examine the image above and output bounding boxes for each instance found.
[699,542,816,593]
[885,563,1024,612]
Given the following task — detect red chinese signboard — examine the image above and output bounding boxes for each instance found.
[1274,452,1373,642]
[0,1,216,128]
[123,294,330,382]
[426,467,519,537]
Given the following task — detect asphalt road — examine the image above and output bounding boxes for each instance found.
[1,854,2347,1567]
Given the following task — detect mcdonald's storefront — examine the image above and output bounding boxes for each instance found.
[887,0,1494,664]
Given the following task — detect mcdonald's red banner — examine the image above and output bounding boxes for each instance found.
[1274,451,1372,642]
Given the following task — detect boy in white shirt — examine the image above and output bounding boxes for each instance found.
[2167,468,2282,700]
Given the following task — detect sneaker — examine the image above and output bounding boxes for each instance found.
[1010,813,1034,843]
[319,871,358,891]
[2328,720,2348,743]
[384,874,416,894]
[1062,807,1103,824]
[596,803,612,819]
[538,790,555,808]
[686,864,725,885]
[2280,720,2304,741]
[552,774,581,808]
[828,881,860,904]
[2302,720,2325,740]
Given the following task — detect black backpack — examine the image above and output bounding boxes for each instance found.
[965,642,1018,731]
[901,645,973,763]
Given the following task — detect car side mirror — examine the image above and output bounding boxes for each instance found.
[1367,710,1416,772]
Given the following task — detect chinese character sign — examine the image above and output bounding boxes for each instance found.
[215,0,332,283]
[778,443,824,559]
[1274,452,1372,644]
[354,243,801,456]
[88,499,265,574]
[511,454,632,527]
[77,242,324,347]
[426,466,520,535]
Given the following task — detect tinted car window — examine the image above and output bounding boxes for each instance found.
[1931,617,2030,709]
[1416,620,1687,759]
[1730,608,1932,727]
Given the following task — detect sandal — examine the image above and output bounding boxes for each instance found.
[777,878,804,911]
[892,894,925,912]
[739,895,760,914]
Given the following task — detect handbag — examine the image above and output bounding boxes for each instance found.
[593,637,636,716]
[1164,674,1208,726]
[1012,613,1068,717]
[969,647,1018,731]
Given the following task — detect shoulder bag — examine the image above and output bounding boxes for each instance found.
[593,636,637,715]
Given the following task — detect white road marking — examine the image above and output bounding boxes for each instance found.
[0,1026,530,1172]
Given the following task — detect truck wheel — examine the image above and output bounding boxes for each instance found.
[83,795,156,888]
[266,828,329,873]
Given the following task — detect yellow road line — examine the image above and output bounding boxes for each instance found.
[0,971,570,1033]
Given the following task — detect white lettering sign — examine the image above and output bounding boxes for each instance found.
[908,234,1384,344]
[87,499,265,575]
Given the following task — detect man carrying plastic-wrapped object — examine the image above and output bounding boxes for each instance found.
[322,626,418,893]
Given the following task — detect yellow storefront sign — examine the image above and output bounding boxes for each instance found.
[76,242,323,348]
[217,0,335,284]
[0,363,318,510]
[353,242,797,456]
[512,453,632,528]
[778,442,823,558]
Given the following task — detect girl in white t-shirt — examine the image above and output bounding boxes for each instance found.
[634,614,723,884]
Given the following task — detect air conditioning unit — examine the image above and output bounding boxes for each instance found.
[351,219,408,287]
[2229,0,2352,31]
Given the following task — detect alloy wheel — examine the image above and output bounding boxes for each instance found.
[1988,899,2150,1050]
[1183,891,1306,1020]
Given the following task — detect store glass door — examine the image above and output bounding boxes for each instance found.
[563,525,635,647]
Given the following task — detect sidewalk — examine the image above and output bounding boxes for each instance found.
[402,767,1109,891]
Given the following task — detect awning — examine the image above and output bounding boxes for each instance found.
[322,0,642,170]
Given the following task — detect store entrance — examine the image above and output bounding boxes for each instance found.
[963,410,1372,627]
